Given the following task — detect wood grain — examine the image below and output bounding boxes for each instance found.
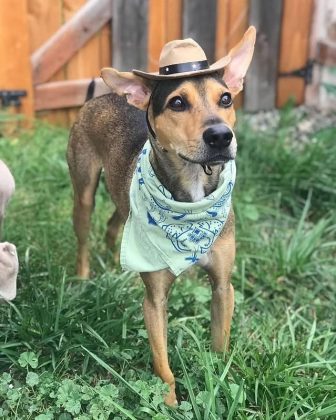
[277,0,314,107]
[112,0,148,71]
[245,0,283,111]
[0,0,34,120]
[31,0,112,85]
[147,0,182,71]
[34,79,110,111]
[28,0,68,125]
[183,0,217,63]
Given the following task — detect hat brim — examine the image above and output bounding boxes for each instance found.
[132,55,231,80]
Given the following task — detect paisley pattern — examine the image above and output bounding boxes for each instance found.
[120,141,236,276]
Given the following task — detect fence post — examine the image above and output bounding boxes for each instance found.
[183,0,217,63]
[244,0,283,111]
[112,0,148,71]
[277,0,314,107]
[0,0,34,122]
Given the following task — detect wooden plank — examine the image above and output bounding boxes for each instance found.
[244,0,283,111]
[183,0,217,63]
[99,23,112,68]
[148,0,182,71]
[227,0,249,108]
[215,0,230,60]
[64,0,104,125]
[148,0,166,71]
[31,0,113,85]
[276,0,314,107]
[227,0,249,51]
[112,0,148,71]
[0,0,34,119]
[166,0,183,41]
[28,0,69,126]
[34,79,110,111]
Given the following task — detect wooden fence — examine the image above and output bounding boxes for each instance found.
[0,0,335,127]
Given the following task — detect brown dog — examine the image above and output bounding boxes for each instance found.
[67,27,256,405]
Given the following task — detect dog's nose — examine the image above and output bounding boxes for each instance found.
[203,124,233,148]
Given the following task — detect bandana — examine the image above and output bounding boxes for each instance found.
[120,141,236,276]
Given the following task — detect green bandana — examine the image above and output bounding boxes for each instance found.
[120,141,236,276]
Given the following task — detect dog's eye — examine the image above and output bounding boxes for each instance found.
[168,96,186,111]
[220,92,232,108]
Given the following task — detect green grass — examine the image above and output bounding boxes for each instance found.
[0,108,336,419]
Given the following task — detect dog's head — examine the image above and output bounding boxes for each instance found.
[101,27,256,166]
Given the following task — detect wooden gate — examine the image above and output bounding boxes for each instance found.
[0,0,319,127]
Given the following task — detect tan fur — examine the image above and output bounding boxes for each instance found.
[67,27,256,405]
[154,79,237,158]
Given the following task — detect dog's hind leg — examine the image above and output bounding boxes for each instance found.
[67,134,102,278]
[141,270,177,406]
[105,210,123,249]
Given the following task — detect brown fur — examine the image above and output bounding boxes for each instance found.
[67,27,256,405]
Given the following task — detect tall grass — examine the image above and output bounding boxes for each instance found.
[0,108,335,419]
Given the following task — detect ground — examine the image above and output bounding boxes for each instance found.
[0,105,335,419]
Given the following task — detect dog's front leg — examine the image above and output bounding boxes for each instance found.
[141,270,177,406]
[201,210,235,352]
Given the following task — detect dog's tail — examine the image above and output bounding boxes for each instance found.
[85,78,96,102]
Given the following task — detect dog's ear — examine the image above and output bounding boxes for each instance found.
[223,26,256,95]
[101,68,153,110]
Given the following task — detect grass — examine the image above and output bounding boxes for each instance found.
[0,107,336,419]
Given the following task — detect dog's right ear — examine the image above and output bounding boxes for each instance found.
[101,68,152,110]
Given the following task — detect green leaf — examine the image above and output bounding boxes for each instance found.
[18,351,39,369]
[35,415,54,420]
[1,372,11,384]
[229,383,246,405]
[180,400,192,411]
[26,371,39,387]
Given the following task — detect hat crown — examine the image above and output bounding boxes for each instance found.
[159,38,207,68]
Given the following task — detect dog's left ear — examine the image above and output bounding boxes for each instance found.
[101,68,153,110]
[223,26,256,96]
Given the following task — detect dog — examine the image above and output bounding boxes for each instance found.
[67,26,256,405]
[0,160,18,301]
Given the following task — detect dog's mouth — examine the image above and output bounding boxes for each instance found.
[178,153,234,166]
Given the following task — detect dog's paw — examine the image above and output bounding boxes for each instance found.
[0,242,18,301]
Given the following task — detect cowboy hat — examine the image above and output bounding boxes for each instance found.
[133,38,231,80]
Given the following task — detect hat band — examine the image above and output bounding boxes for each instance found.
[159,60,209,75]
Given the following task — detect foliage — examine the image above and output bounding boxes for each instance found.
[0,109,335,419]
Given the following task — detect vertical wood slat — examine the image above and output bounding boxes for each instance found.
[166,0,183,41]
[31,0,112,86]
[183,0,217,63]
[148,0,182,72]
[245,0,283,111]
[226,0,249,51]
[215,0,230,59]
[227,0,249,108]
[29,0,112,126]
[215,0,249,108]
[0,0,34,120]
[148,0,166,72]
[112,0,148,71]
[277,0,314,107]
[28,0,68,125]
[63,0,102,125]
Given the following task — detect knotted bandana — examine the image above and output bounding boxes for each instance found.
[120,141,236,276]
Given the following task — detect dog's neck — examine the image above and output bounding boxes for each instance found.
[149,138,223,203]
